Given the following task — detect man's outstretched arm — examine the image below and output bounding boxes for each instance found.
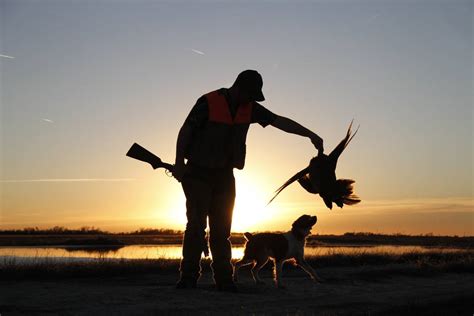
[271,115,324,154]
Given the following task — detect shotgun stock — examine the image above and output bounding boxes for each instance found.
[126,143,174,172]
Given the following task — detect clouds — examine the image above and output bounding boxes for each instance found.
[191,49,205,55]
[0,54,15,59]
[1,178,135,183]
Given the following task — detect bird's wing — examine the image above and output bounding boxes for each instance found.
[321,194,333,210]
[298,175,319,193]
[268,167,309,204]
[328,120,359,166]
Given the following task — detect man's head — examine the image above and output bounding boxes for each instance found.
[232,70,265,103]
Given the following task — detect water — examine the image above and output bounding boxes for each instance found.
[0,244,468,265]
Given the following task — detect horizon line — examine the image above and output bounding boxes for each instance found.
[0,226,472,237]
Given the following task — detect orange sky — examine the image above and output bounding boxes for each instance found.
[1,1,472,236]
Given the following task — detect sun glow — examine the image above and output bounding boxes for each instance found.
[159,172,280,233]
[231,173,273,233]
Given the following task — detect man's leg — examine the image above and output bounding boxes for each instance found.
[208,171,235,289]
[178,176,211,287]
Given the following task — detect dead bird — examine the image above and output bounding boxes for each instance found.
[269,121,361,209]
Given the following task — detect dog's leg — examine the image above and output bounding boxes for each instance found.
[251,257,268,285]
[296,258,322,283]
[233,258,253,282]
[274,260,286,289]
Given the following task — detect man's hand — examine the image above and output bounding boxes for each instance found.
[310,133,324,155]
[173,162,186,182]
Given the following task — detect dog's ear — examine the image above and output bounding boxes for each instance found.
[244,232,253,241]
[293,215,315,229]
[292,215,305,229]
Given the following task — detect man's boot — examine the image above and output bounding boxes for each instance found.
[176,277,197,289]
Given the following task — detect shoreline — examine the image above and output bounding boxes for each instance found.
[2,247,472,281]
[1,233,472,247]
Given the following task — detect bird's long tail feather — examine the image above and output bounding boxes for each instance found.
[268,167,309,204]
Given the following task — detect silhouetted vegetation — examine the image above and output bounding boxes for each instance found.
[128,228,183,235]
[0,226,184,235]
[62,246,124,254]
[0,226,108,235]
[306,232,474,248]
[1,249,472,280]
[0,227,472,247]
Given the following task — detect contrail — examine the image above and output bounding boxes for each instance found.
[367,13,380,23]
[1,178,135,183]
[41,118,54,123]
[0,54,15,59]
[191,49,205,55]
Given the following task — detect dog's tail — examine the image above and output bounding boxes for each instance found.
[243,232,253,241]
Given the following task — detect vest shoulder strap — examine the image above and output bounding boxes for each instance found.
[206,90,253,124]
[207,90,232,124]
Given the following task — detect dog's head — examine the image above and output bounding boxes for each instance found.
[291,214,317,239]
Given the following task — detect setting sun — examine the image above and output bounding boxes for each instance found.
[231,173,273,233]
[1,1,472,313]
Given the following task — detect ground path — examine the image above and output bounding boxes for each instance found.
[1,265,473,315]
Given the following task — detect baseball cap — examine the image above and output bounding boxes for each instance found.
[234,70,265,102]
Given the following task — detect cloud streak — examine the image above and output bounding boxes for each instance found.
[191,49,205,55]
[0,54,15,59]
[41,118,54,123]
[1,178,135,183]
[276,197,474,216]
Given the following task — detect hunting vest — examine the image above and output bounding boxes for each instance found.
[186,90,253,169]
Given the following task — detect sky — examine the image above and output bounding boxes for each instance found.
[0,0,472,235]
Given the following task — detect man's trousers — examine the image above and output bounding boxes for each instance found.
[179,165,235,284]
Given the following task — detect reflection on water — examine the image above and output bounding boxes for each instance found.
[63,245,125,254]
[0,244,469,265]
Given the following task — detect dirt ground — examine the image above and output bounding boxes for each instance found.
[1,265,473,315]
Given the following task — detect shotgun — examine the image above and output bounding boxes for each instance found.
[126,143,209,256]
[126,143,174,172]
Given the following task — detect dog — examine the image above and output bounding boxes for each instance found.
[233,214,321,288]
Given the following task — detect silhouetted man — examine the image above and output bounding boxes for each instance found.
[173,70,324,291]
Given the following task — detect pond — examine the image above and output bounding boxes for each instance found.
[0,244,468,265]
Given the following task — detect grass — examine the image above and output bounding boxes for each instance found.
[2,248,472,280]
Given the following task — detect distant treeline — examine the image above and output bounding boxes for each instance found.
[307,232,474,248]
[0,226,183,235]
[0,227,472,247]
[0,227,471,239]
